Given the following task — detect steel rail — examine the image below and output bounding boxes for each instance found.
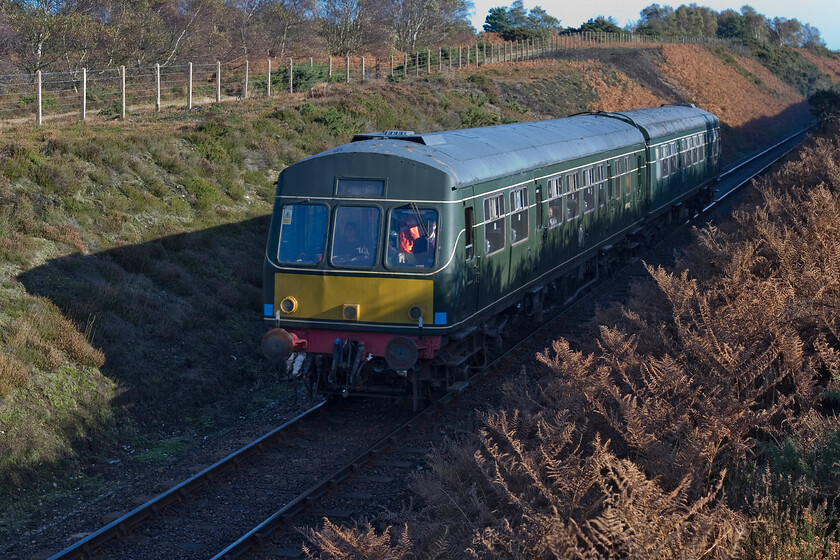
[46,400,328,560]
[210,288,570,560]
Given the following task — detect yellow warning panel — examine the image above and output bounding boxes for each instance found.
[274,273,433,324]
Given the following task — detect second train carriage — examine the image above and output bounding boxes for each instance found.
[261,105,722,400]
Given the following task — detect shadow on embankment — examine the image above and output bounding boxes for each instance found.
[720,100,814,165]
[18,215,286,441]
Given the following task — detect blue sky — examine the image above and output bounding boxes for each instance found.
[468,1,840,51]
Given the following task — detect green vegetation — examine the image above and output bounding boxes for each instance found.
[744,38,832,96]
[809,87,840,130]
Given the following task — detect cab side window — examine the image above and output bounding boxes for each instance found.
[387,207,438,268]
[484,194,505,255]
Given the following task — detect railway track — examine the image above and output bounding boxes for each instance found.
[35,124,811,560]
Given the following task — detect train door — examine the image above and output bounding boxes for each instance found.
[476,190,509,312]
[636,153,646,218]
[607,159,623,234]
[507,185,532,290]
[534,181,548,275]
[462,203,479,317]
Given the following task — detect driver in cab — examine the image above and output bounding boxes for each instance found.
[333,221,370,263]
[396,216,435,266]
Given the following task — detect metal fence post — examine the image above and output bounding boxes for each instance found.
[120,65,126,119]
[244,60,249,99]
[81,67,86,121]
[36,70,42,125]
[155,63,161,112]
[267,59,271,97]
[187,62,193,109]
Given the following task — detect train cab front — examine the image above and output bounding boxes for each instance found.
[261,180,451,399]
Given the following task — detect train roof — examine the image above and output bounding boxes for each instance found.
[613,105,718,141]
[303,114,645,188]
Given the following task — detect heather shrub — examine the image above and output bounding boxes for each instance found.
[307,134,840,558]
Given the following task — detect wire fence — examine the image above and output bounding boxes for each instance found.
[0,32,738,126]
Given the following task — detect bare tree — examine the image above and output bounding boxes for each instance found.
[389,0,471,53]
[316,0,380,55]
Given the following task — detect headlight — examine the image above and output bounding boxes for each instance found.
[408,305,423,322]
[279,296,298,314]
[342,303,360,321]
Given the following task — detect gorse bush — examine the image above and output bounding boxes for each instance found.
[306,134,840,558]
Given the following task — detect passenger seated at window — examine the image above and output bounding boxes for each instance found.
[548,206,558,227]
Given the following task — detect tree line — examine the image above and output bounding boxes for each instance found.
[0,0,827,76]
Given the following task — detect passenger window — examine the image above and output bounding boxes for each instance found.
[565,173,579,220]
[548,178,563,228]
[510,187,529,244]
[484,194,505,255]
[278,203,328,264]
[331,206,380,267]
[387,206,438,268]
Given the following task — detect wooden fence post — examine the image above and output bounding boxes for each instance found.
[390,55,394,77]
[345,55,350,83]
[187,62,192,109]
[404,52,408,76]
[427,49,431,74]
[155,64,160,112]
[289,58,294,93]
[266,59,271,97]
[81,67,86,121]
[328,56,332,79]
[439,47,442,71]
[120,65,126,119]
[458,46,462,68]
[361,56,365,81]
[216,60,221,102]
[415,52,419,77]
[244,60,249,99]
[35,70,42,125]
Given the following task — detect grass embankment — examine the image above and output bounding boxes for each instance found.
[0,61,651,510]
[307,129,840,560]
[0,43,831,538]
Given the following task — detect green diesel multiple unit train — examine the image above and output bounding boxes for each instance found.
[261,105,722,401]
